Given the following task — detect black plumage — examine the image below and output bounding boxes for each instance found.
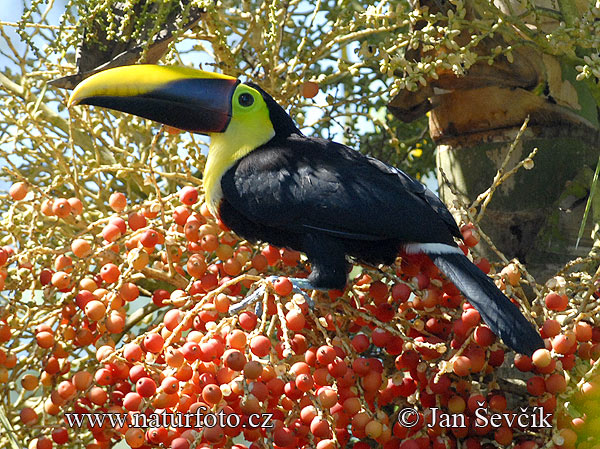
[220,134,460,286]
[218,85,544,355]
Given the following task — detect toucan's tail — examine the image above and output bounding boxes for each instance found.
[428,251,544,356]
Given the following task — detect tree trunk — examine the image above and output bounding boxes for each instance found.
[389,1,600,280]
[433,105,598,279]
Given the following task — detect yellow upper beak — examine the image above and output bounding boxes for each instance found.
[68,64,239,134]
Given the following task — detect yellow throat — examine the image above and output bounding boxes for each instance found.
[203,83,275,217]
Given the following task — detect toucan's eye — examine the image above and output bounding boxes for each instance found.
[238,93,254,107]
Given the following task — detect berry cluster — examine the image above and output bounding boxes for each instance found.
[2,181,600,449]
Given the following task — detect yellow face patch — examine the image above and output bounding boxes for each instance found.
[203,83,275,216]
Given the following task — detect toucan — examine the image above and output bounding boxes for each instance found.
[68,64,544,355]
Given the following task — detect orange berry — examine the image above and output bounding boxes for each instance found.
[71,239,91,258]
[41,198,55,216]
[499,264,518,287]
[187,254,207,278]
[127,211,146,231]
[575,321,593,342]
[301,81,319,99]
[52,198,72,217]
[447,395,466,413]
[51,271,71,289]
[9,182,28,201]
[109,192,127,212]
[100,263,120,283]
[73,371,93,390]
[21,374,39,391]
[124,428,145,448]
[67,197,83,215]
[453,356,471,376]
[84,300,106,321]
[365,419,383,439]
[531,348,552,368]
[202,384,222,404]
[286,309,306,331]
[36,331,55,348]
[559,428,577,449]
[542,318,561,338]
[101,223,122,242]
[20,407,38,425]
[226,329,247,349]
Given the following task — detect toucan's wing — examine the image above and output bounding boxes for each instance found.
[220,135,461,246]
[363,154,462,240]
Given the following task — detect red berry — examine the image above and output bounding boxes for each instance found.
[575,322,593,342]
[95,368,114,386]
[250,335,271,357]
[123,343,143,363]
[179,186,199,205]
[140,229,160,248]
[173,206,192,226]
[369,280,388,304]
[527,376,546,396]
[473,325,496,346]
[51,427,69,444]
[391,283,411,302]
[545,373,567,394]
[295,373,314,392]
[123,392,143,411]
[514,354,533,371]
[552,332,576,354]
[351,334,370,353]
[462,308,481,328]
[286,309,305,331]
[545,292,568,311]
[136,377,157,397]
[144,333,164,353]
[317,346,336,365]
[274,277,293,296]
[239,311,257,331]
[100,263,120,283]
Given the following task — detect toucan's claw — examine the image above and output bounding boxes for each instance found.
[228,284,267,314]
[291,282,315,309]
[228,276,319,314]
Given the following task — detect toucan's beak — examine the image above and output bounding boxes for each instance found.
[68,65,239,134]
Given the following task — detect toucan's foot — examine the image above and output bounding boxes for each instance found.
[228,276,321,314]
[228,283,268,314]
